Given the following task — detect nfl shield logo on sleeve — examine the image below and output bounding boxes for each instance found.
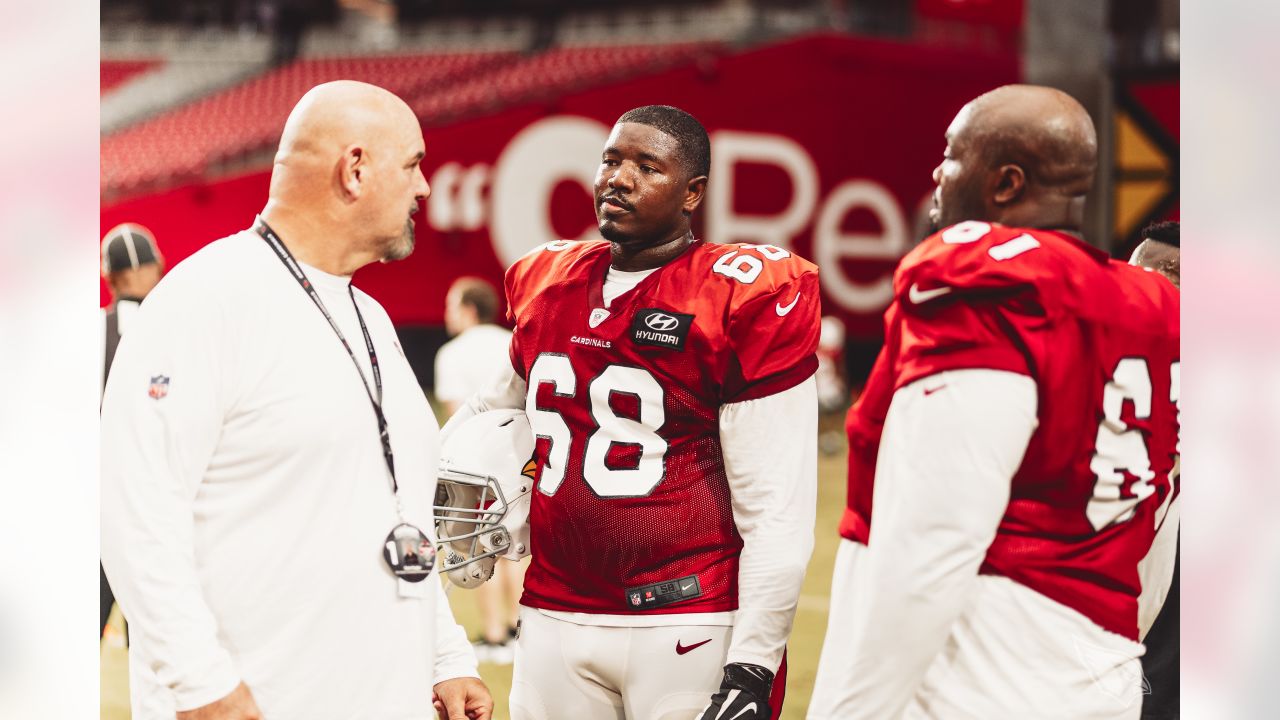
[148,375,170,400]
[630,592,642,607]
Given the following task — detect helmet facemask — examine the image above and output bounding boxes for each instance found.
[434,409,536,589]
[435,466,511,588]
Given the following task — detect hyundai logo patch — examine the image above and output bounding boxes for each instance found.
[631,308,693,350]
[644,312,680,331]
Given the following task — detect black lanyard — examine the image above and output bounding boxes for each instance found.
[253,218,399,493]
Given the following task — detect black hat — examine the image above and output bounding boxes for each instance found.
[101,223,160,274]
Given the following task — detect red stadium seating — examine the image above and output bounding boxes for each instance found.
[101,60,162,94]
[101,43,720,198]
[410,43,719,124]
[101,52,514,196]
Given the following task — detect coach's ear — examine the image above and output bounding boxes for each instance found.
[339,144,366,201]
[683,175,708,216]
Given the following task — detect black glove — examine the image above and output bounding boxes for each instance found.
[696,662,774,720]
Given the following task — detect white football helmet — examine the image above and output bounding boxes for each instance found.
[435,409,536,589]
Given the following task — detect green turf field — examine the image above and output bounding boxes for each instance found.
[101,441,848,720]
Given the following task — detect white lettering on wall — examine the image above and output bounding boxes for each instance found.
[811,180,908,311]
[428,162,490,232]
[489,116,609,267]
[706,130,818,252]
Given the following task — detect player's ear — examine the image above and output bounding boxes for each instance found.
[992,164,1026,206]
[338,144,366,201]
[682,175,708,215]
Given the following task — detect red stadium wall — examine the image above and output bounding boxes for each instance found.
[101,33,1017,338]
[1131,77,1179,224]
[1129,80,1178,142]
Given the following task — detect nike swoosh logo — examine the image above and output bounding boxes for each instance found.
[923,384,946,396]
[908,283,952,304]
[676,638,712,655]
[729,704,758,720]
[681,582,694,591]
[775,292,801,316]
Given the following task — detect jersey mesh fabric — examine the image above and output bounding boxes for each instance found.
[507,239,820,615]
[839,224,1180,640]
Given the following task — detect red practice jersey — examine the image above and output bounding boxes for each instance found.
[505,239,820,615]
[839,222,1180,640]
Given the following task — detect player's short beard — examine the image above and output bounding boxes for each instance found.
[936,185,987,230]
[597,218,631,244]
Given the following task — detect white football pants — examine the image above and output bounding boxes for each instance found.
[808,538,1147,720]
[509,607,732,720]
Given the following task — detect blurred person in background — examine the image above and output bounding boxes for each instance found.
[1130,220,1180,288]
[100,222,165,642]
[435,276,526,663]
[101,223,165,399]
[809,85,1180,719]
[436,277,512,417]
[101,80,490,720]
[444,105,820,720]
[1130,220,1180,720]
[815,315,849,455]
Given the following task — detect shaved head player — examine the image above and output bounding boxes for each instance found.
[808,85,1180,719]
[445,105,821,720]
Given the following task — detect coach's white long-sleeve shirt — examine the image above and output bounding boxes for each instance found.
[101,230,476,720]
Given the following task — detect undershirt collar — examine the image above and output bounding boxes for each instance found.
[602,266,658,308]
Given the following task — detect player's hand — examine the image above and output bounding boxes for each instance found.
[696,663,773,720]
[176,682,263,720]
[432,676,493,720]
